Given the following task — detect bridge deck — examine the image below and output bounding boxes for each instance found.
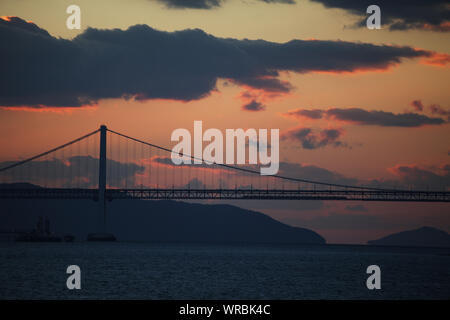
[0,188,448,202]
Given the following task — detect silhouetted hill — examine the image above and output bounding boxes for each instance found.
[0,198,326,244]
[368,226,450,248]
[0,182,42,189]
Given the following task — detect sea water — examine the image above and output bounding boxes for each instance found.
[0,242,448,299]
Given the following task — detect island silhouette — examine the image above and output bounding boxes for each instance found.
[0,189,325,244]
[368,226,450,248]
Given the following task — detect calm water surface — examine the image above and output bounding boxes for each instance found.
[0,242,448,299]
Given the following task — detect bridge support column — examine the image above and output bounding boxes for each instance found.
[98,125,107,232]
[87,125,115,241]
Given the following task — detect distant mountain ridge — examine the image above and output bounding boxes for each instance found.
[0,182,42,189]
[368,226,450,248]
[0,197,326,244]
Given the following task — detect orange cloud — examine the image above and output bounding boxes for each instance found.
[1,105,97,114]
[0,16,13,22]
[1,15,34,24]
[422,21,450,32]
[420,52,450,67]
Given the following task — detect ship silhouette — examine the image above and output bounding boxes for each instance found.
[15,216,74,242]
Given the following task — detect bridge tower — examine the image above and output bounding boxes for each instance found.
[87,125,116,241]
[98,125,107,232]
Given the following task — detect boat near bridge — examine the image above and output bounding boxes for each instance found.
[14,216,74,242]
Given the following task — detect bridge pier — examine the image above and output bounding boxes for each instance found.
[99,124,107,232]
[87,125,116,242]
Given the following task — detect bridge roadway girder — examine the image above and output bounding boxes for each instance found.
[1,188,448,202]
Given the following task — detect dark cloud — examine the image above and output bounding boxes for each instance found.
[409,100,450,121]
[281,127,347,149]
[389,164,450,190]
[242,100,266,111]
[156,0,295,10]
[151,155,213,168]
[0,16,50,36]
[291,109,324,119]
[149,156,358,189]
[129,155,359,190]
[183,178,207,188]
[311,0,450,32]
[0,156,144,188]
[410,100,424,112]
[156,0,223,9]
[327,108,446,127]
[257,0,296,4]
[277,162,358,186]
[284,107,446,127]
[363,164,450,191]
[0,17,437,108]
[233,77,292,93]
[3,152,447,193]
[282,161,450,192]
[146,158,450,191]
[429,104,450,120]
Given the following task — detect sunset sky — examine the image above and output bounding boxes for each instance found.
[0,0,449,243]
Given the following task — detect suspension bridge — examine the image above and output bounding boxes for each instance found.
[0,125,448,209]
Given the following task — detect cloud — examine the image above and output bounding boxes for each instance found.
[242,100,266,111]
[0,156,144,188]
[277,162,358,186]
[281,126,347,149]
[284,107,446,127]
[422,52,450,66]
[148,156,360,189]
[232,77,293,93]
[410,100,424,112]
[155,0,295,10]
[261,0,295,3]
[310,0,450,32]
[183,178,207,188]
[388,164,450,190]
[0,17,439,108]
[429,104,450,120]
[0,16,50,35]
[289,108,324,119]
[156,0,223,9]
[150,155,217,169]
[327,108,446,127]
[362,164,450,190]
[409,100,450,120]
[149,158,450,191]
[146,159,450,191]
